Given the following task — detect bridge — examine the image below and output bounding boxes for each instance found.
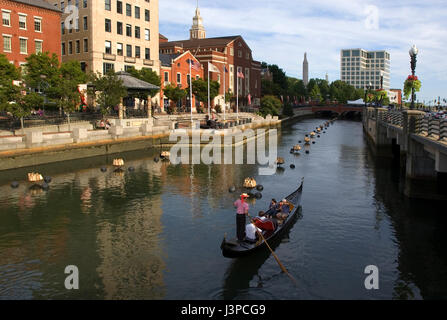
[311,104,364,115]
[363,107,447,200]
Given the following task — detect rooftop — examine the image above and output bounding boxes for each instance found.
[11,0,62,13]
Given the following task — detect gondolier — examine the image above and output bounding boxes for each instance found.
[233,193,250,242]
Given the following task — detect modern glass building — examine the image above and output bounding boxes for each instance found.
[340,49,390,90]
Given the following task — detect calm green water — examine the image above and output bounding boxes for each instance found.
[0,118,446,300]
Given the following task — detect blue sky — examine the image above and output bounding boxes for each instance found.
[160,0,447,104]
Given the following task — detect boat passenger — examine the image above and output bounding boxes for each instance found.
[268,199,278,217]
[245,223,261,243]
[276,199,290,221]
[234,193,249,242]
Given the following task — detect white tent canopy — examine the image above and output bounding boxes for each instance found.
[347,99,365,105]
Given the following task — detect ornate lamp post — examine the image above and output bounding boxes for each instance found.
[364,82,372,108]
[409,45,418,109]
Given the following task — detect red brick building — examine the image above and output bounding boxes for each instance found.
[159,5,262,111]
[160,35,262,110]
[160,50,204,112]
[0,0,61,67]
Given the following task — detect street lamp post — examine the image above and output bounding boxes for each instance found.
[409,45,418,110]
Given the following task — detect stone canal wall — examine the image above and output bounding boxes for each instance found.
[0,113,288,171]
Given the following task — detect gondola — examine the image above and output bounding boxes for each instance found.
[221,178,304,258]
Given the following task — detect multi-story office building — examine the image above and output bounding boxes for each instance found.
[0,0,61,67]
[340,48,390,90]
[47,0,159,75]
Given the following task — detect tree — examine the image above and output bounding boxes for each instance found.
[309,84,322,102]
[188,78,220,107]
[0,54,20,111]
[52,61,87,129]
[88,71,127,116]
[23,52,60,95]
[259,95,281,117]
[164,84,187,114]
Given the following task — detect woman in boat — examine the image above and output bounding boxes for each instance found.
[233,193,250,242]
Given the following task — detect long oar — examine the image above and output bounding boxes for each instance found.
[249,217,298,286]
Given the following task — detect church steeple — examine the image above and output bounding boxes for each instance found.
[303,52,309,86]
[190,1,206,40]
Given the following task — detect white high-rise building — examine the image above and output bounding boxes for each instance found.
[340,49,390,90]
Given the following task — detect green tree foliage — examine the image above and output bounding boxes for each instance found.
[88,71,127,115]
[260,95,281,117]
[164,84,187,104]
[282,102,294,117]
[23,52,60,96]
[287,78,306,101]
[309,84,322,101]
[188,79,220,105]
[53,60,87,116]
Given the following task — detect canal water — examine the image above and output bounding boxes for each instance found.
[0,118,446,300]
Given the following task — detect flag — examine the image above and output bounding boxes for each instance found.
[187,59,201,71]
[208,62,220,73]
[248,94,252,105]
[237,71,244,79]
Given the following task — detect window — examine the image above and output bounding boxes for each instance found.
[105,0,111,11]
[83,0,87,8]
[75,18,79,31]
[61,1,65,10]
[80,62,86,72]
[126,3,131,16]
[105,40,111,54]
[238,50,242,58]
[145,29,150,40]
[126,44,132,57]
[164,72,168,82]
[145,9,150,21]
[103,63,114,74]
[135,6,140,19]
[83,16,87,30]
[75,40,80,53]
[145,48,150,60]
[83,38,88,52]
[69,20,73,33]
[34,17,42,32]
[177,73,181,84]
[3,35,11,52]
[135,46,140,58]
[135,26,140,38]
[68,41,72,54]
[61,42,65,55]
[117,43,123,56]
[19,38,27,54]
[61,22,65,34]
[105,19,111,32]
[2,11,11,27]
[126,24,132,36]
[117,1,122,13]
[117,21,122,34]
[19,14,27,29]
[246,52,249,60]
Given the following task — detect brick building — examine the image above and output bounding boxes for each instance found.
[159,50,203,112]
[159,5,262,110]
[0,0,61,67]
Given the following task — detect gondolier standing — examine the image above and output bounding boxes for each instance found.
[234,193,250,242]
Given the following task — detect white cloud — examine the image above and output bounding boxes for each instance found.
[160,0,447,101]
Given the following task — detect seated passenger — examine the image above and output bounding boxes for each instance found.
[245,223,261,243]
[253,211,277,231]
[268,199,278,217]
[276,199,290,221]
